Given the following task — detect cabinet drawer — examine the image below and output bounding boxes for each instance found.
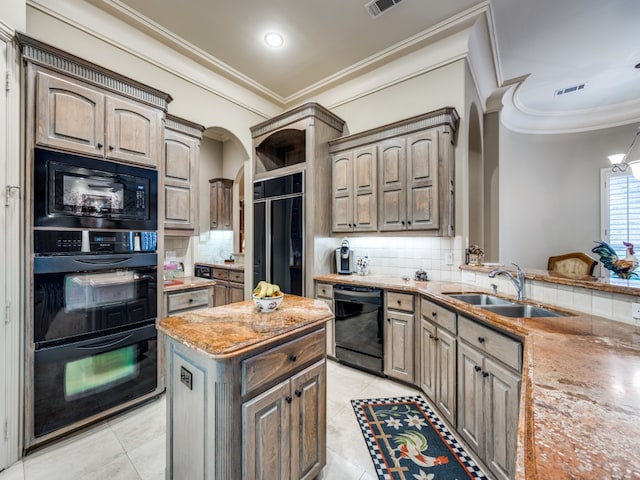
[387,292,414,312]
[229,270,244,283]
[242,328,325,397]
[315,283,333,299]
[459,316,522,371]
[167,288,210,313]
[213,268,229,281]
[421,298,457,333]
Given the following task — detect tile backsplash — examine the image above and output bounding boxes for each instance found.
[195,230,234,263]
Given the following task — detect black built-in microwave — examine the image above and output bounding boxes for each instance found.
[33,147,158,231]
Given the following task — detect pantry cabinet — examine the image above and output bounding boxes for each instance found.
[384,291,415,383]
[164,115,204,235]
[329,107,458,236]
[418,298,457,426]
[457,315,521,480]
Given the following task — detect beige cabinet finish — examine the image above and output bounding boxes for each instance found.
[331,145,377,232]
[419,298,457,426]
[329,107,458,236]
[384,292,415,382]
[165,324,327,480]
[243,360,326,480]
[457,315,521,480]
[35,69,163,167]
[210,178,233,230]
[314,282,335,357]
[164,115,203,235]
[213,267,245,306]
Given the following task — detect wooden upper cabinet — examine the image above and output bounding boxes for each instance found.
[33,67,165,168]
[105,95,162,167]
[164,116,203,235]
[36,70,105,157]
[329,107,458,236]
[210,178,233,230]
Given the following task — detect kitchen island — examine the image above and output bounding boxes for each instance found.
[158,295,333,480]
[316,273,640,480]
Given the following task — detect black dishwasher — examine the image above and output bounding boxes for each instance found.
[333,284,384,376]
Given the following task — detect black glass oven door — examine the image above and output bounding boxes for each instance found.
[33,323,157,438]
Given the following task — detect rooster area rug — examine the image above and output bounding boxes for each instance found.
[351,396,488,480]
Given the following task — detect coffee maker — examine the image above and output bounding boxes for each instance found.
[335,239,354,275]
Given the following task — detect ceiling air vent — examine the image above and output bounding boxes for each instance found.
[366,0,404,18]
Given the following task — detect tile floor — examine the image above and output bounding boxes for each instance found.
[0,360,423,480]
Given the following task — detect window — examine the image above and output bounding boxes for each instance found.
[601,168,640,259]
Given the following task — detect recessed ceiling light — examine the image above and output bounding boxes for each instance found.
[264,32,284,48]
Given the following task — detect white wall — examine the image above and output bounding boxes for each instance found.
[498,122,639,269]
[0,0,25,31]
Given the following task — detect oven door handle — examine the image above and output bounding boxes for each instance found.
[77,332,132,351]
[75,257,133,266]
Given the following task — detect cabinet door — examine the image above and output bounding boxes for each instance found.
[214,283,228,307]
[406,130,438,230]
[378,138,406,231]
[457,341,485,457]
[435,327,456,426]
[483,357,521,480]
[36,70,105,156]
[229,282,245,304]
[210,179,233,230]
[316,297,335,358]
[105,95,162,167]
[353,146,377,232]
[290,361,326,480]
[164,129,199,233]
[243,380,292,480]
[384,309,414,382]
[331,151,354,232]
[419,318,437,401]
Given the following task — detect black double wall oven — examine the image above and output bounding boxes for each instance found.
[30,147,160,444]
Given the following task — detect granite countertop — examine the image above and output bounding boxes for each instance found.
[163,276,216,292]
[158,295,333,359]
[195,261,245,271]
[315,273,640,480]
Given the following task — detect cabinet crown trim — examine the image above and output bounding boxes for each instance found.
[250,102,345,138]
[17,33,172,112]
[329,107,459,153]
[166,114,205,138]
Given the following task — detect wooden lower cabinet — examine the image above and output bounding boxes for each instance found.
[314,282,335,358]
[213,267,245,306]
[243,361,326,480]
[457,316,521,480]
[165,326,327,480]
[384,292,415,382]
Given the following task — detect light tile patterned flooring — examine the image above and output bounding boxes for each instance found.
[0,360,423,480]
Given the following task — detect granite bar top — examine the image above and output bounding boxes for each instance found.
[158,295,333,359]
[460,263,640,296]
[163,276,216,292]
[315,273,640,480]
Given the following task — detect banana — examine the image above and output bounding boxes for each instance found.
[266,284,275,297]
[258,282,268,298]
[271,284,280,296]
[253,280,266,295]
[254,281,283,298]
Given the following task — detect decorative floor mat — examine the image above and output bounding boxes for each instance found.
[351,396,488,480]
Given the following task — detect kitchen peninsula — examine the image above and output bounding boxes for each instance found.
[157,295,333,480]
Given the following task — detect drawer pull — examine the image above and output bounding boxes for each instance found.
[289,354,297,362]
[285,396,292,404]
[433,337,439,342]
[295,390,302,397]
[97,142,103,149]
[189,298,193,303]
[474,366,481,372]
[431,311,437,317]
[477,336,486,344]
[482,372,489,378]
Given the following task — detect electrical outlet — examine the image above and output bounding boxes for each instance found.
[444,251,453,265]
[632,303,640,319]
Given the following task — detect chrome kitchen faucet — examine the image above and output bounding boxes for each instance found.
[488,263,526,301]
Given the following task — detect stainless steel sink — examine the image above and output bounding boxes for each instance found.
[479,304,569,318]
[447,293,513,306]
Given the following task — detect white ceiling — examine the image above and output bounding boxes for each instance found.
[88,0,640,132]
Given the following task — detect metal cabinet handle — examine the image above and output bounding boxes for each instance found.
[477,336,486,344]
[431,311,437,317]
[482,372,490,378]
[295,390,302,397]
[474,366,481,372]
[97,143,103,149]
[108,144,114,151]
[285,396,292,404]
[289,354,297,362]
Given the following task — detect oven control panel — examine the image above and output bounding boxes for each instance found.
[34,230,157,255]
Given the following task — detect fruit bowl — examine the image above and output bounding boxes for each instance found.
[252,293,284,313]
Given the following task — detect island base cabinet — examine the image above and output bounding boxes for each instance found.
[243,360,326,480]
